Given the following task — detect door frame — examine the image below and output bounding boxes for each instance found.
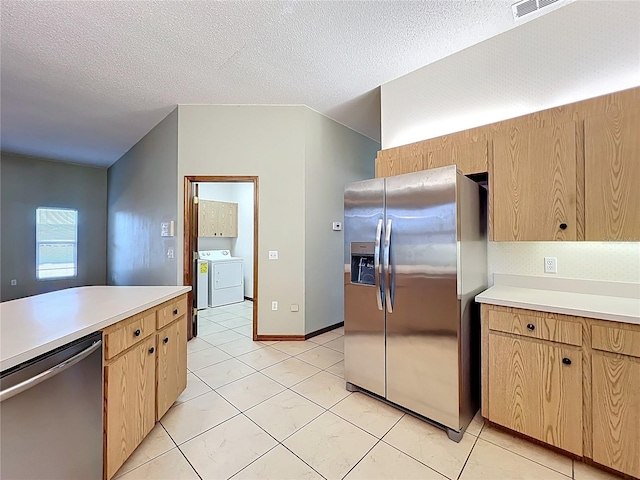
[183,176,259,340]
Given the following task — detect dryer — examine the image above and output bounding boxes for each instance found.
[199,250,244,308]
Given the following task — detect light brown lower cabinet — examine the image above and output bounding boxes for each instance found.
[592,353,640,478]
[156,318,188,420]
[488,332,583,455]
[482,304,640,479]
[103,295,188,480]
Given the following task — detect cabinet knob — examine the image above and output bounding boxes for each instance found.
[173,308,179,315]
[527,324,535,331]
[149,347,155,354]
[562,357,572,365]
[134,329,141,336]
[163,337,169,344]
[559,223,567,230]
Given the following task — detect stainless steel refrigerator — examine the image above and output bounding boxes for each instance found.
[344,165,487,441]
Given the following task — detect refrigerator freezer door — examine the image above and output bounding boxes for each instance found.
[344,178,386,397]
[385,166,461,429]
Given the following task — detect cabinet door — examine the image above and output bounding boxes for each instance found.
[492,122,577,241]
[156,318,188,420]
[374,155,426,177]
[104,336,156,479]
[488,333,583,454]
[592,353,640,478]
[198,200,220,237]
[584,107,640,241]
[219,202,238,237]
[427,141,487,175]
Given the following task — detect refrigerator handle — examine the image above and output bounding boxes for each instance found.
[374,219,383,311]
[384,219,393,314]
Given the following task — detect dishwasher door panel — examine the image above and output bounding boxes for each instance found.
[0,333,103,480]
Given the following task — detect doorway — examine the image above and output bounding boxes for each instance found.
[183,176,259,341]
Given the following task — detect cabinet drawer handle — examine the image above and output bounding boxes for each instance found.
[134,329,141,337]
[173,308,179,315]
[559,223,567,230]
[562,357,572,365]
[526,324,535,331]
[163,337,169,344]
[149,347,155,354]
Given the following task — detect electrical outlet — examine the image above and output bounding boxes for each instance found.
[10,279,17,286]
[268,251,278,260]
[271,301,278,311]
[544,257,557,274]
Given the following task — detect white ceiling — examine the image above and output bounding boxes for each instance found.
[2,0,557,168]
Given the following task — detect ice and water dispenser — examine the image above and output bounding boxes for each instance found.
[350,242,375,286]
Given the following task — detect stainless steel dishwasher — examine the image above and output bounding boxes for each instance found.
[0,332,103,480]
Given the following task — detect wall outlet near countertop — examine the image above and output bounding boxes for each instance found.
[544,257,558,274]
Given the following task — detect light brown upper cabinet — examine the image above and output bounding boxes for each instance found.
[375,155,426,178]
[492,122,577,241]
[198,200,238,237]
[427,141,488,174]
[584,107,640,241]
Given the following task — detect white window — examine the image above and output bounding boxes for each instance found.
[36,207,78,280]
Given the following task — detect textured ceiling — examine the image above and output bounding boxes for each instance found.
[2,0,545,167]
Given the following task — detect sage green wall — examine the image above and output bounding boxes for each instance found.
[107,108,178,286]
[303,109,379,334]
[0,152,107,301]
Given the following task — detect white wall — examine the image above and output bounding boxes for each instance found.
[303,109,379,334]
[234,183,254,298]
[197,181,254,298]
[380,1,640,285]
[381,1,640,149]
[178,105,306,335]
[488,243,640,285]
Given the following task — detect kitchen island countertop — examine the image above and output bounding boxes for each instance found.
[0,285,191,371]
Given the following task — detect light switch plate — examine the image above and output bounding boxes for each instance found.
[290,304,299,312]
[268,250,278,260]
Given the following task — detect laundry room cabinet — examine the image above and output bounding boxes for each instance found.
[198,200,238,237]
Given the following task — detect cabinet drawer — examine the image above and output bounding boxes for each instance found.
[103,311,155,360]
[157,296,188,329]
[488,310,582,346]
[592,325,640,358]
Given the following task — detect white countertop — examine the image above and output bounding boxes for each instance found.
[0,285,191,371]
[475,274,640,325]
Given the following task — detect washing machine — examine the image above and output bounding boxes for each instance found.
[195,259,209,310]
[199,250,244,308]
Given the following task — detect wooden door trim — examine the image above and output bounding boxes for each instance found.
[183,176,259,340]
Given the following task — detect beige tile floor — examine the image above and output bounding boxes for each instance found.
[115,301,622,480]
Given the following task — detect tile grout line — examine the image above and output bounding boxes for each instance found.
[456,427,481,480]
[237,409,329,480]
[477,433,573,477]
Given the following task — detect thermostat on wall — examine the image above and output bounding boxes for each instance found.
[332,222,342,231]
[161,221,175,237]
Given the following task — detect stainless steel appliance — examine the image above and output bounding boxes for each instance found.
[0,332,103,479]
[344,165,487,441]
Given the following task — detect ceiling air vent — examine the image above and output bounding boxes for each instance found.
[512,0,564,20]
